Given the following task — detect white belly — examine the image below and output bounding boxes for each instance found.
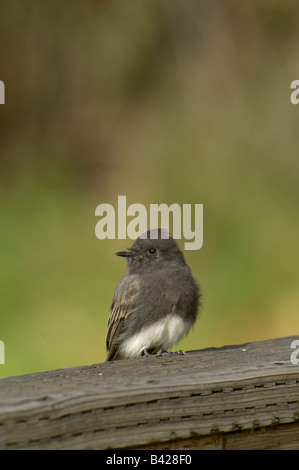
[120,315,191,358]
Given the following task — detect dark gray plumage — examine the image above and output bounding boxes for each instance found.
[106,229,201,361]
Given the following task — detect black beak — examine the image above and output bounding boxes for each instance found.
[115,249,134,257]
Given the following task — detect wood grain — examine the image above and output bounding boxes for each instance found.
[0,335,298,449]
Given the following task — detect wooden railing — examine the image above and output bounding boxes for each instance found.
[0,335,299,450]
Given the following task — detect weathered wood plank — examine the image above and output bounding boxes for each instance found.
[131,422,299,450]
[0,336,298,449]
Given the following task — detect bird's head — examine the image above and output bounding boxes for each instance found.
[116,229,186,273]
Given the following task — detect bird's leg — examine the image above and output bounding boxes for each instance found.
[141,348,163,357]
[141,348,155,357]
[141,348,168,357]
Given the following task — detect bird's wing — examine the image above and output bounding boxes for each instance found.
[106,274,140,361]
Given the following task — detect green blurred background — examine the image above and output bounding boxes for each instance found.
[1,0,299,378]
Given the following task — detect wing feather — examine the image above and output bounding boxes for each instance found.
[106,274,140,361]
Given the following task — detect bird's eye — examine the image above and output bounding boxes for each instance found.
[148,248,156,255]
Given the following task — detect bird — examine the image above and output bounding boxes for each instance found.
[106,228,201,361]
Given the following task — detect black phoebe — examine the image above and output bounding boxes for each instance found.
[106,228,201,361]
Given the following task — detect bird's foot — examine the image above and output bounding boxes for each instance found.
[160,350,185,356]
[162,350,185,356]
[141,348,185,358]
[141,348,163,357]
